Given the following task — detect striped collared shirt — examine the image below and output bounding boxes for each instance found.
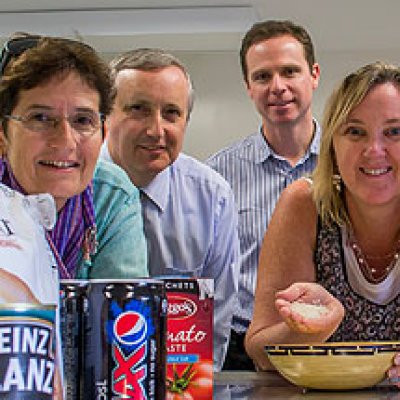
[206,120,321,333]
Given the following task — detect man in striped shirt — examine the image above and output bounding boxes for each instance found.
[206,20,321,370]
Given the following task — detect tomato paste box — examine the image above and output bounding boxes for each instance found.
[163,278,213,400]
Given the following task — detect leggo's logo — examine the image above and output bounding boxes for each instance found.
[167,296,197,319]
[107,300,155,399]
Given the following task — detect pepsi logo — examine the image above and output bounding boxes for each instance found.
[113,311,147,346]
[167,296,197,319]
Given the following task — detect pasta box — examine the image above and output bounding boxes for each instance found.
[163,278,213,400]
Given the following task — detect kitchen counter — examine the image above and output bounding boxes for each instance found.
[214,371,400,399]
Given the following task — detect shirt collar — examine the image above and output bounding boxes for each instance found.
[253,127,271,163]
[101,139,170,211]
[253,118,321,164]
[100,141,112,162]
[309,119,321,155]
[140,161,172,212]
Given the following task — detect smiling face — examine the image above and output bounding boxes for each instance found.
[0,71,102,210]
[333,82,400,209]
[106,66,189,187]
[245,35,319,128]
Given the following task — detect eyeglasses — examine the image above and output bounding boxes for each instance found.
[0,36,41,76]
[4,111,104,138]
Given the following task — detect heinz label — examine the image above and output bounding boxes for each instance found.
[164,278,213,400]
[0,305,56,399]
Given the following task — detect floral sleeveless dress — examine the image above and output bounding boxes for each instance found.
[315,221,400,341]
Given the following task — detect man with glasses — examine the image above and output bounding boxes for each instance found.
[100,48,240,371]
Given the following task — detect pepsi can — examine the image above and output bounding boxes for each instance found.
[84,279,167,400]
[60,280,88,400]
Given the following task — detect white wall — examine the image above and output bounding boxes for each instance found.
[176,49,400,161]
[177,51,258,161]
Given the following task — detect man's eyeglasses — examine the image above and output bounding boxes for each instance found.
[0,36,41,77]
[3,111,104,138]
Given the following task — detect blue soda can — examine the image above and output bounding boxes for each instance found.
[60,279,89,400]
[84,279,167,400]
[0,303,56,399]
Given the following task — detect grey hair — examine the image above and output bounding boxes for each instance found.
[109,48,194,120]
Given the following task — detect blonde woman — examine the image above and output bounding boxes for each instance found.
[246,62,400,386]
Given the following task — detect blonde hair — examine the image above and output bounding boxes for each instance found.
[312,61,400,225]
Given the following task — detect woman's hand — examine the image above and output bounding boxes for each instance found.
[275,282,345,335]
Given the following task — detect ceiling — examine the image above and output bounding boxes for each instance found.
[0,0,399,56]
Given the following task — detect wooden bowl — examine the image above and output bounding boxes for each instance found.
[265,342,400,390]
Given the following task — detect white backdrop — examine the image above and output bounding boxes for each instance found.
[175,49,400,160]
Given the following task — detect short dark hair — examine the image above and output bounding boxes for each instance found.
[0,33,112,129]
[109,48,194,118]
[240,20,316,84]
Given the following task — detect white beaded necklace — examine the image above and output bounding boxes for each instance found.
[347,228,400,284]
